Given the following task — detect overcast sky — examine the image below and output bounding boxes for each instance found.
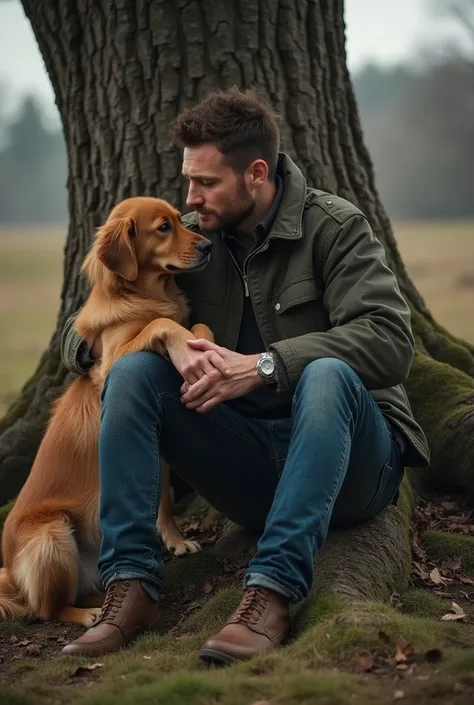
[0,0,465,121]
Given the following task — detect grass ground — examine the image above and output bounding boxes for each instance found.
[0,219,473,703]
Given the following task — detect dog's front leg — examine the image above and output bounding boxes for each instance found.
[156,460,201,557]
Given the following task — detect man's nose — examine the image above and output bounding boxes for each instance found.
[186,184,204,208]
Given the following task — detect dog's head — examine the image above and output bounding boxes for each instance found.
[85,197,213,282]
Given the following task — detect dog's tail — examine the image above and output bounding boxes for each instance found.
[0,567,30,621]
[9,507,79,621]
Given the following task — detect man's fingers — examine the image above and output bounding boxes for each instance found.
[185,371,200,385]
[184,388,219,410]
[207,351,231,377]
[187,338,226,356]
[181,376,213,403]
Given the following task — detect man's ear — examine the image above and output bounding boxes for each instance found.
[96,216,138,281]
[248,158,269,186]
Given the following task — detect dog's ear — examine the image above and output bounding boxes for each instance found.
[96,216,138,281]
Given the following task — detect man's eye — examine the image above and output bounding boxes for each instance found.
[201,181,216,187]
[158,221,172,232]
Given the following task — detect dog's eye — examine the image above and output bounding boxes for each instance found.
[158,220,172,232]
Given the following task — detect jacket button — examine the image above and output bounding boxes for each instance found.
[275,303,281,311]
[326,199,333,205]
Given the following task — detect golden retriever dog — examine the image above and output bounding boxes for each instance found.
[0,197,215,627]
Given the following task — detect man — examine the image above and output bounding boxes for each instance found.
[60,88,429,662]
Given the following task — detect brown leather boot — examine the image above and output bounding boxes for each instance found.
[200,587,290,665]
[61,580,160,656]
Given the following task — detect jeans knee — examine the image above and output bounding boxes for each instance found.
[297,358,360,398]
[102,352,176,403]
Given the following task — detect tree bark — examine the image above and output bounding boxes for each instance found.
[1,0,473,597]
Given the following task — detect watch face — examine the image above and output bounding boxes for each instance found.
[260,358,275,376]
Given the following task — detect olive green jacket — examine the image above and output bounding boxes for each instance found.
[61,153,429,467]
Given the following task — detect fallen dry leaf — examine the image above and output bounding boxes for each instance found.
[355,650,374,672]
[430,567,444,585]
[440,501,457,511]
[9,635,19,644]
[460,575,474,586]
[440,558,462,573]
[142,655,152,660]
[393,691,405,700]
[202,582,214,594]
[394,639,414,664]
[71,662,104,678]
[17,639,31,647]
[441,601,466,621]
[25,644,41,657]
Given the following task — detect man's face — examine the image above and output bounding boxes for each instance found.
[182,143,256,232]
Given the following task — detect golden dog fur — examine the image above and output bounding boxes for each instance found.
[0,197,214,626]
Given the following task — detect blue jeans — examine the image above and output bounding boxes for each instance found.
[98,354,404,603]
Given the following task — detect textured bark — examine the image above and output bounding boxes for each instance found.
[0,1,472,537]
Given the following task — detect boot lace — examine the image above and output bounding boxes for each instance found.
[233,588,270,627]
[95,580,131,624]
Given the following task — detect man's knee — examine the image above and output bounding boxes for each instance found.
[102,352,178,403]
[296,358,361,402]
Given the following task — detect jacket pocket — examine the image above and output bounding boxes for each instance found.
[272,277,321,314]
[270,277,328,338]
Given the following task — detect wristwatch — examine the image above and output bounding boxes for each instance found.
[256,352,276,383]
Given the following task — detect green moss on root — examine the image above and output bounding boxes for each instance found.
[411,310,474,375]
[400,589,448,619]
[404,350,474,496]
[422,530,474,574]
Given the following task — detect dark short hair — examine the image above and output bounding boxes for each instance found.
[169,87,280,180]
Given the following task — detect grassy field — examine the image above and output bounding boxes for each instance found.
[0,219,473,416]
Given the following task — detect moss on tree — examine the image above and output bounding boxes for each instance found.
[422,531,474,574]
[404,349,474,497]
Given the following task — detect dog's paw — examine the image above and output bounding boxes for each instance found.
[166,538,202,557]
[83,607,102,627]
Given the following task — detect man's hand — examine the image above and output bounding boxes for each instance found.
[167,337,232,385]
[180,339,265,413]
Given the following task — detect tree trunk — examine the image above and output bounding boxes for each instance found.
[1,0,473,597]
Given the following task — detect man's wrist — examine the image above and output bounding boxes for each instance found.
[246,353,266,387]
[254,351,276,386]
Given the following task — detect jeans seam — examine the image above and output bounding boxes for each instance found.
[269,421,284,479]
[322,428,350,518]
[155,392,274,457]
[150,423,160,575]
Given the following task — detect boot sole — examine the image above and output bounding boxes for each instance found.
[199,648,236,666]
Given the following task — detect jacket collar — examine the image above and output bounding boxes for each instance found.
[267,152,307,240]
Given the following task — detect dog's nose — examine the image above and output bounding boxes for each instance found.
[197,240,213,256]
